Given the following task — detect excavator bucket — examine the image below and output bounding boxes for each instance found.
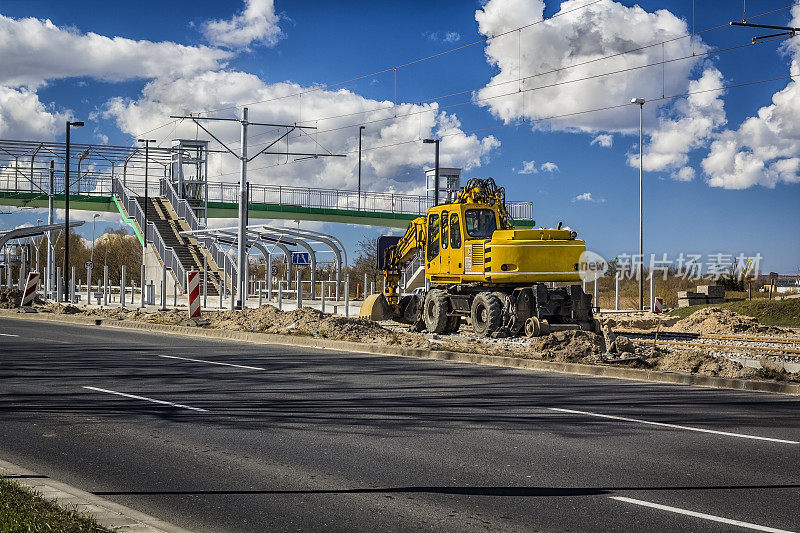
[359,293,393,321]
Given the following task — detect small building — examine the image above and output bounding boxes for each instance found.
[764,275,800,294]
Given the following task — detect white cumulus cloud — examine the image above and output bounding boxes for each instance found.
[540,161,559,172]
[0,14,231,88]
[104,71,500,194]
[573,192,603,202]
[202,0,283,49]
[475,0,725,178]
[700,6,800,189]
[0,86,68,139]
[590,134,613,147]
[518,160,538,174]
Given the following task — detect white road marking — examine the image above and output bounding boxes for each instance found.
[82,386,207,412]
[0,333,19,337]
[610,496,796,533]
[548,407,799,444]
[156,354,265,371]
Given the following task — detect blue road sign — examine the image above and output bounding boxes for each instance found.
[292,252,310,265]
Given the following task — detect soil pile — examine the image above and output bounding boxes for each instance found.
[671,307,788,335]
[601,313,679,331]
[525,330,604,362]
[38,302,83,314]
[0,288,22,308]
[656,349,744,378]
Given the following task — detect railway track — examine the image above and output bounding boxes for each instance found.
[614,330,800,359]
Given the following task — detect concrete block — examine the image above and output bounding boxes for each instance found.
[707,297,724,304]
[697,285,725,298]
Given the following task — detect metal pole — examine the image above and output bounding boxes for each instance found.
[173,279,178,308]
[321,281,326,313]
[140,264,146,307]
[278,281,283,311]
[56,267,62,302]
[86,265,91,305]
[121,265,126,308]
[370,281,375,296]
[202,253,208,309]
[48,160,54,296]
[219,278,224,309]
[649,272,654,312]
[345,274,350,317]
[434,140,439,206]
[296,270,302,309]
[593,277,598,309]
[103,265,108,306]
[63,124,70,301]
[266,252,272,301]
[638,101,644,311]
[358,126,365,210]
[258,283,263,307]
[160,264,167,311]
[237,107,249,308]
[70,266,75,303]
[615,274,620,311]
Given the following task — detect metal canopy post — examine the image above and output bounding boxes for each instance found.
[169,111,344,311]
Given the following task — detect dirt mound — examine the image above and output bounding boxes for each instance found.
[601,313,679,331]
[526,330,604,362]
[671,307,787,335]
[657,349,743,378]
[38,301,82,314]
[0,287,22,308]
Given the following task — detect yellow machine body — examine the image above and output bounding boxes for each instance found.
[424,204,585,286]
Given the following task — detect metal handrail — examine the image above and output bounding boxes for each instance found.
[2,172,534,220]
[112,178,186,291]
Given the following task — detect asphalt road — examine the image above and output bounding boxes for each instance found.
[0,316,798,533]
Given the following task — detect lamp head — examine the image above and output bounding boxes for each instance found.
[69,121,85,127]
[631,97,645,105]
[423,138,437,144]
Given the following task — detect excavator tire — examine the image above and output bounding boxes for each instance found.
[471,291,503,337]
[423,289,450,334]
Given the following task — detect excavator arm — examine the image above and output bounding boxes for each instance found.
[383,215,426,305]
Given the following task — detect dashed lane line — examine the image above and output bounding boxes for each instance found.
[610,496,795,532]
[156,354,266,371]
[82,386,207,412]
[548,407,799,444]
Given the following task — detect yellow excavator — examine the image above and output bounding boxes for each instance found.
[361,178,600,337]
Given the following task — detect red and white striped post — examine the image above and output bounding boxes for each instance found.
[21,271,41,307]
[187,270,201,318]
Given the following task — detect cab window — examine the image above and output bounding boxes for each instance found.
[450,213,461,249]
[465,209,497,238]
[427,213,440,262]
[441,210,449,249]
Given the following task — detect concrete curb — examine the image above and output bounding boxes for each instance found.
[0,457,193,533]
[2,308,799,396]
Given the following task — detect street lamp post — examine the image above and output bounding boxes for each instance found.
[423,138,440,206]
[358,126,365,211]
[63,120,84,302]
[631,97,645,311]
[91,213,100,261]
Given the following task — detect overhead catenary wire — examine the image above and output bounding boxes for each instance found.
[130,2,799,151]
[209,70,799,179]
[222,1,800,151]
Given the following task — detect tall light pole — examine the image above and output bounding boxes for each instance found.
[91,213,100,261]
[631,97,645,311]
[358,126,365,211]
[63,120,84,302]
[423,138,440,206]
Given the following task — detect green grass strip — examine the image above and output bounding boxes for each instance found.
[668,298,800,328]
[0,478,111,532]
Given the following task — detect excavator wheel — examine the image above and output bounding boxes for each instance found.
[524,317,541,338]
[423,289,450,334]
[471,291,504,337]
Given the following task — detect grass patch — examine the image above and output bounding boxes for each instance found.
[0,478,111,532]
[668,298,800,328]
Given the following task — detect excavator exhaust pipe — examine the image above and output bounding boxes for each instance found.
[359,293,393,321]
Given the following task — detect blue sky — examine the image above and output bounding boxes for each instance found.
[0,0,798,274]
